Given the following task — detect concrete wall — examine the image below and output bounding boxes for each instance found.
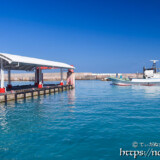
[0,72,143,81]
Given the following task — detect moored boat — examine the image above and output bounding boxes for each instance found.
[108,60,160,86]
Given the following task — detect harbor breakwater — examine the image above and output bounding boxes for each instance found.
[0,72,143,81]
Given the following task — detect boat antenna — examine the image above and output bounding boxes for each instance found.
[150,60,159,68]
[150,60,159,73]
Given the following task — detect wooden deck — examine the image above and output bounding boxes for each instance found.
[0,85,73,104]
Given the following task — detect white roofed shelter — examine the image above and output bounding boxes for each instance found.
[0,52,75,93]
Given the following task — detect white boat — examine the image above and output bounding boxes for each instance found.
[108,60,160,86]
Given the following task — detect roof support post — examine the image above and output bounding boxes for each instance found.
[38,68,43,88]
[0,59,5,93]
[35,68,38,86]
[7,70,12,89]
[60,68,64,86]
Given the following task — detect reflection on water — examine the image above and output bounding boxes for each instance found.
[67,89,76,105]
[131,85,160,98]
[67,89,76,112]
[0,105,8,132]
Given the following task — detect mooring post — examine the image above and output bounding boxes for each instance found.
[67,65,75,88]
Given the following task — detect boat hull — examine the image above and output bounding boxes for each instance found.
[108,78,160,86]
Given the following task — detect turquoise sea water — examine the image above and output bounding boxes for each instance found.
[1,80,160,159]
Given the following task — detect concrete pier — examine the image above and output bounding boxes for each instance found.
[0,85,73,103]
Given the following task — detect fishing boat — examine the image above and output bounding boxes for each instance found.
[108,60,160,86]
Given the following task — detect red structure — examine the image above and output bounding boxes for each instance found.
[0,88,5,93]
[35,68,43,88]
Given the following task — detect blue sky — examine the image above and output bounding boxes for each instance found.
[0,0,160,73]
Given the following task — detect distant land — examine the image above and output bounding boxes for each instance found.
[1,73,143,81]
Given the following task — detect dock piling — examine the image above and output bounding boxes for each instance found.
[0,85,73,103]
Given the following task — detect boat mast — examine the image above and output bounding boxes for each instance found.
[150,60,159,73]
